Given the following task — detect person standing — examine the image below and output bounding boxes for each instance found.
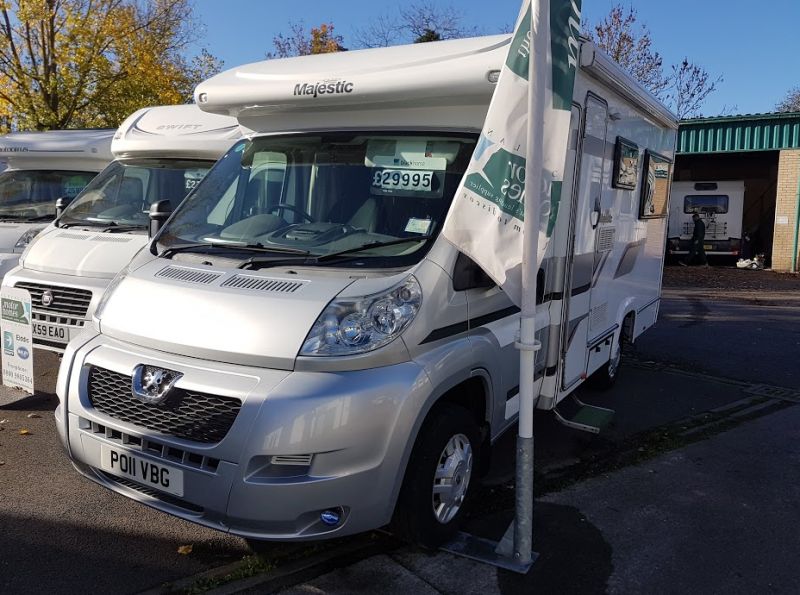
[681,213,708,266]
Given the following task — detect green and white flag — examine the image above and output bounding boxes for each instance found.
[442,0,581,307]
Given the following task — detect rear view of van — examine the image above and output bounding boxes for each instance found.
[667,181,745,258]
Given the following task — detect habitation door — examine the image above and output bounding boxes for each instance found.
[561,94,609,389]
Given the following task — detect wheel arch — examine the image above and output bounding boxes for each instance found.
[387,369,493,519]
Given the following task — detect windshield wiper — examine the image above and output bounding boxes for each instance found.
[316,235,434,262]
[99,223,146,233]
[160,241,311,259]
[240,235,434,271]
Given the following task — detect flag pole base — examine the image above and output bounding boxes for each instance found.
[440,530,538,574]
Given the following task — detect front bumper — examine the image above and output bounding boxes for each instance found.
[58,334,430,541]
[667,237,741,256]
[3,266,111,353]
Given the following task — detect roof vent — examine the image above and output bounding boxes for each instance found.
[155,266,223,285]
[220,274,305,294]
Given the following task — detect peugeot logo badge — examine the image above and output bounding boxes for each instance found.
[131,364,183,405]
[41,290,54,307]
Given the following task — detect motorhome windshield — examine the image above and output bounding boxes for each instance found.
[59,158,213,228]
[684,195,729,214]
[0,169,96,221]
[159,132,477,267]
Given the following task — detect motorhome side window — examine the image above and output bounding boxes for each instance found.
[612,137,639,190]
[160,132,477,267]
[638,151,672,219]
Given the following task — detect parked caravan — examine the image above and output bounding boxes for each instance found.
[0,129,114,279]
[56,36,677,546]
[2,104,242,352]
[667,181,745,257]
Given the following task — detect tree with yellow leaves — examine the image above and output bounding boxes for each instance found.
[269,21,346,59]
[0,0,222,132]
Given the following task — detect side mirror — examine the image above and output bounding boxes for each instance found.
[149,200,173,238]
[55,196,73,218]
[453,252,496,291]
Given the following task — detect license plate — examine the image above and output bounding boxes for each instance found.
[32,322,69,343]
[100,444,184,497]
[703,244,713,250]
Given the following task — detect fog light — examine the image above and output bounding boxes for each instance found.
[320,508,342,526]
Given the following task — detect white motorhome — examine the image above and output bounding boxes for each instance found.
[2,104,242,352]
[667,181,745,257]
[55,36,677,546]
[0,129,114,279]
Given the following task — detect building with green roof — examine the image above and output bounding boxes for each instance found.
[675,112,800,271]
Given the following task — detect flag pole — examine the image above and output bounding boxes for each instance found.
[513,0,547,565]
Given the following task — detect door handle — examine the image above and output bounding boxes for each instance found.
[590,198,601,229]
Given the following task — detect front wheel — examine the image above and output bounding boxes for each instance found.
[392,404,481,548]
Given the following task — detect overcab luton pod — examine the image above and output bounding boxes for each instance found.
[54,35,677,546]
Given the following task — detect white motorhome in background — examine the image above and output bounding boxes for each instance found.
[0,129,114,279]
[3,104,242,352]
[55,36,677,546]
[667,181,745,258]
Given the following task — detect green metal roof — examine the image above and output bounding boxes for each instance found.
[677,111,800,154]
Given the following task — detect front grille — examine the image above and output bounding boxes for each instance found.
[15,282,93,318]
[87,366,241,444]
[80,417,220,472]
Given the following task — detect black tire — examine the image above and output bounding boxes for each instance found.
[392,403,481,549]
[586,337,622,390]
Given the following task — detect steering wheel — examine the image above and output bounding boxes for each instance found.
[268,203,314,223]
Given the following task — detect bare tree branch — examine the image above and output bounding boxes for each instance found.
[667,59,722,119]
[585,3,722,117]
[354,3,480,48]
[776,88,800,113]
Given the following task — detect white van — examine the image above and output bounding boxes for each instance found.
[0,129,114,279]
[56,36,677,546]
[3,104,241,352]
[667,181,745,257]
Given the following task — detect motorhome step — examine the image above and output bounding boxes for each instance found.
[553,395,615,434]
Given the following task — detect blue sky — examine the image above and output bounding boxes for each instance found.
[190,1,799,117]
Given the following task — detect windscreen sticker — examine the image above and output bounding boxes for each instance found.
[405,218,432,234]
[370,155,448,171]
[184,169,208,192]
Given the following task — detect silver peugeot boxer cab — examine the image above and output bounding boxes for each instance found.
[3,104,241,354]
[56,35,677,546]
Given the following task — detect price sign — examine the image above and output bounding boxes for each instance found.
[1,287,34,395]
[372,169,433,193]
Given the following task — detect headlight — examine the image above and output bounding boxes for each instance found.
[300,276,422,356]
[15,227,44,249]
[93,264,131,321]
